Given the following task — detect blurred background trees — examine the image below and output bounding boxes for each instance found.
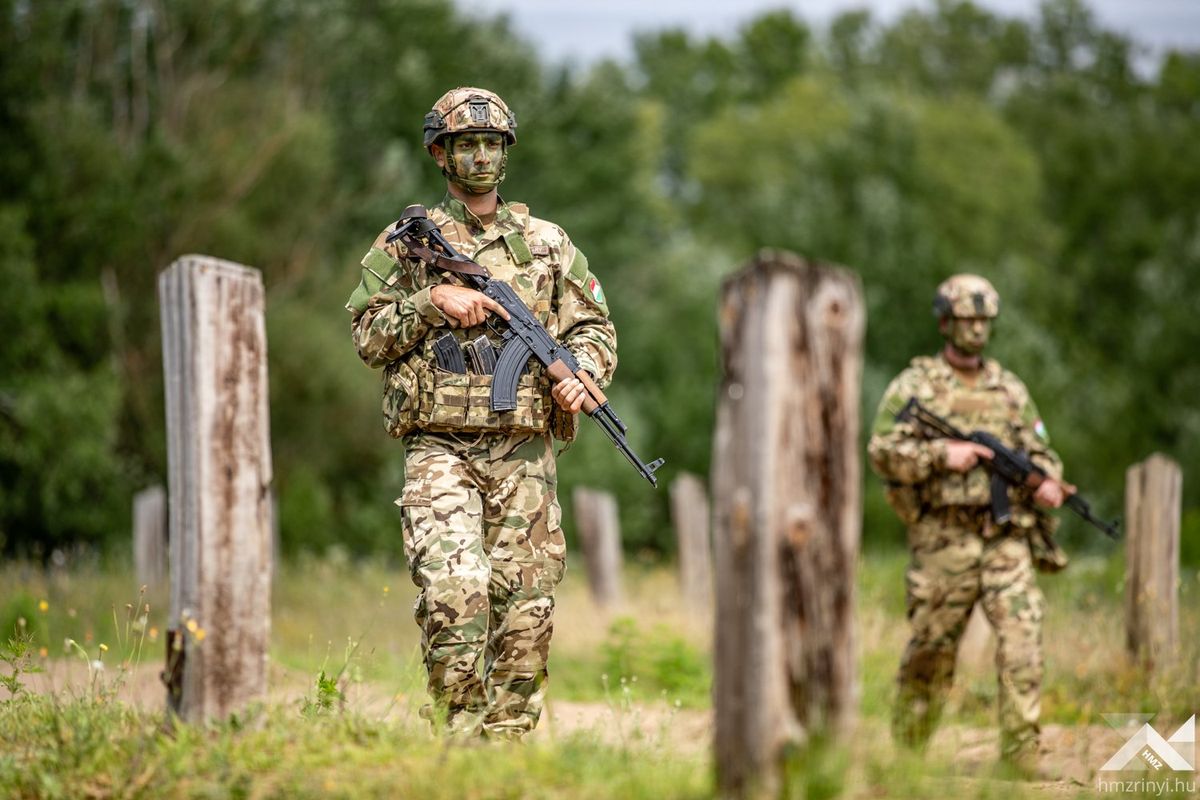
[2,0,1197,562]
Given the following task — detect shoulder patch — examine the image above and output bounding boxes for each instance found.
[567,250,589,284]
[586,275,605,305]
[362,246,398,279]
[502,231,534,264]
[530,243,550,257]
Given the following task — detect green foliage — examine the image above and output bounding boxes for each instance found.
[0,627,43,698]
[301,669,346,718]
[600,616,710,705]
[1,0,1197,563]
[0,693,711,800]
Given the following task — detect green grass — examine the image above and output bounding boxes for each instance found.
[1,548,1198,798]
[0,693,711,800]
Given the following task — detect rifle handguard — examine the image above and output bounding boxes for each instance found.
[546,359,605,415]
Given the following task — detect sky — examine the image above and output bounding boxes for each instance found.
[456,0,1200,67]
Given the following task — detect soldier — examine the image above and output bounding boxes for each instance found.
[868,274,1068,773]
[345,88,617,740]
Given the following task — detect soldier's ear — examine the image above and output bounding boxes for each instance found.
[430,142,447,169]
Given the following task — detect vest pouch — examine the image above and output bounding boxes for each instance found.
[926,467,991,508]
[485,372,548,431]
[464,372,547,430]
[550,403,579,443]
[382,358,420,438]
[421,365,549,434]
[428,368,470,428]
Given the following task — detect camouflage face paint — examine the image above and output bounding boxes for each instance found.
[442,132,507,194]
[947,316,990,355]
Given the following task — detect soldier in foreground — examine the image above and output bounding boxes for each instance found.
[868,275,1068,774]
[345,88,617,740]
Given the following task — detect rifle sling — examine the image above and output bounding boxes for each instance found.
[402,235,491,279]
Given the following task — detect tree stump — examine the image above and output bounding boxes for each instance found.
[133,485,167,589]
[159,255,273,723]
[572,486,623,608]
[670,472,712,607]
[712,249,864,797]
[1124,453,1181,669]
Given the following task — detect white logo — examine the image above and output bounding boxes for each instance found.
[1100,714,1196,772]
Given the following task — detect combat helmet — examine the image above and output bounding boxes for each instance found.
[423,87,517,151]
[933,274,1000,319]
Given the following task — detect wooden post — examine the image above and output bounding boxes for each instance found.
[712,249,864,797]
[159,255,273,722]
[133,485,167,589]
[670,472,712,607]
[572,486,623,608]
[1124,453,1181,668]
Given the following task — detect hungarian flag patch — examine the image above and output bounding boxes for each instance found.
[1034,418,1048,441]
[587,276,605,304]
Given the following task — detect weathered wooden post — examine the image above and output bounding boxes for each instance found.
[670,472,712,607]
[133,485,167,589]
[159,255,273,722]
[1124,453,1181,668]
[572,486,623,608]
[712,249,864,797]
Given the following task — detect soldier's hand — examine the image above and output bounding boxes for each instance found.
[551,376,588,414]
[944,440,994,472]
[430,285,510,328]
[1034,478,1067,509]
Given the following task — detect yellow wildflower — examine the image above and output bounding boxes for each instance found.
[99,643,109,652]
[39,647,48,658]
[186,619,198,633]
[194,628,207,642]
[149,627,159,641]
[38,600,48,612]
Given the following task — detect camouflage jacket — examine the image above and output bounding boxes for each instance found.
[347,195,617,437]
[868,354,1062,525]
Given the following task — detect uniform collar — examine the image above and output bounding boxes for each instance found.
[935,352,1002,386]
[436,194,529,236]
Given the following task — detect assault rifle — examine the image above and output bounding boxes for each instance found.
[896,397,1119,539]
[385,205,665,487]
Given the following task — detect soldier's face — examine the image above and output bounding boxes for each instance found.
[446,132,505,180]
[946,316,991,355]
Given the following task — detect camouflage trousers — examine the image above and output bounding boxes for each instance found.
[893,511,1044,763]
[397,430,566,739]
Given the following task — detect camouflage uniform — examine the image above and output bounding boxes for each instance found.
[347,89,617,739]
[868,275,1062,766]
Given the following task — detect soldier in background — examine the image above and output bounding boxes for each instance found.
[868,274,1068,774]
[345,88,617,740]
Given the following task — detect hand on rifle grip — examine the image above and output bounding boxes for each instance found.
[944,440,994,472]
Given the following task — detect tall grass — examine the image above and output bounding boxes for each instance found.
[1,547,1197,798]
